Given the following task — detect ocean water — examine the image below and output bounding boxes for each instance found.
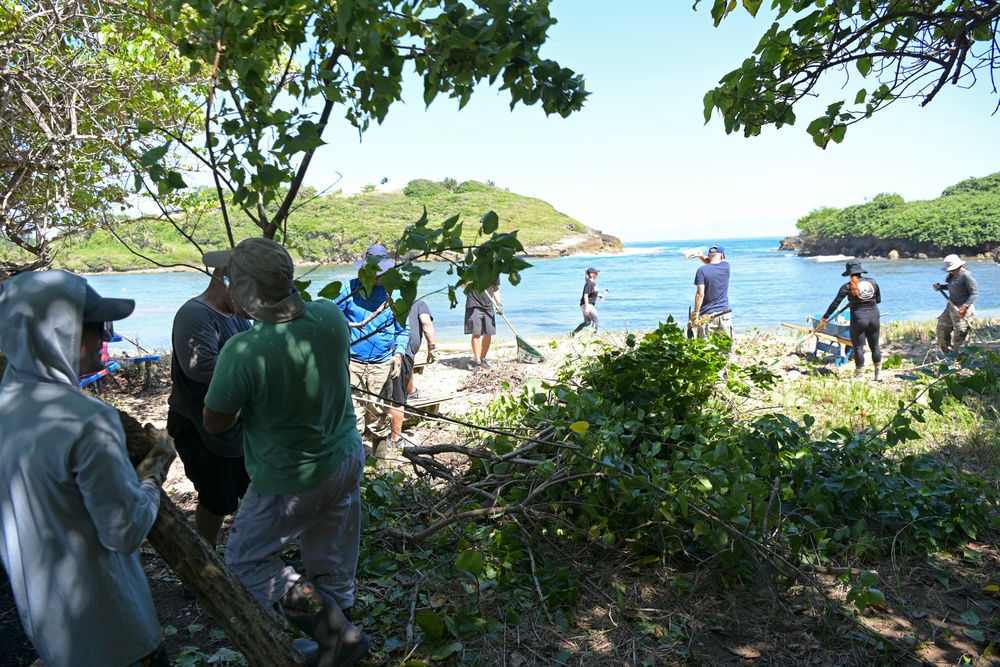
[86,237,1000,352]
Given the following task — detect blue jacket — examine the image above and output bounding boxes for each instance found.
[335,279,410,363]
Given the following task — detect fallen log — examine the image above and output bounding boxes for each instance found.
[117,410,305,667]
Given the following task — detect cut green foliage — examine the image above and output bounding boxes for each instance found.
[363,320,997,629]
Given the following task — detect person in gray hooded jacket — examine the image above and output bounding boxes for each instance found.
[0,270,176,667]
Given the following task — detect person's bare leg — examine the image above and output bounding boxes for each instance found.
[390,405,404,442]
[195,504,225,548]
[471,335,483,364]
[481,335,492,361]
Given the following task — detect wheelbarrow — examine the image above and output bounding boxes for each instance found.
[781,313,854,366]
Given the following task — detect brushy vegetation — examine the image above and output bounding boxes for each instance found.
[351,320,1000,665]
[36,179,587,272]
[796,172,1000,249]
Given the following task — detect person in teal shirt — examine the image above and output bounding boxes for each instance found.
[202,238,369,667]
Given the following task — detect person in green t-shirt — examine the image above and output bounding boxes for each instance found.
[202,238,369,667]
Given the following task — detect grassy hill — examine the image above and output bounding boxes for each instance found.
[48,179,607,272]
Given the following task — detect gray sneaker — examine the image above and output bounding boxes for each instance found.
[479,359,492,370]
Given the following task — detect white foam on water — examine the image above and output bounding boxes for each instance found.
[813,254,854,263]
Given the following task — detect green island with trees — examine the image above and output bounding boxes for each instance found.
[781,172,1000,259]
[30,179,622,273]
[4,1,1000,666]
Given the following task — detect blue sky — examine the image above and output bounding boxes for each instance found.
[306,2,1000,243]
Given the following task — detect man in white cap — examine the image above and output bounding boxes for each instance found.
[335,243,409,467]
[0,270,175,667]
[934,254,978,353]
[201,238,370,666]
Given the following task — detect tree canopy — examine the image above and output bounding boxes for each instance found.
[0,0,195,273]
[699,0,1000,147]
[139,0,588,245]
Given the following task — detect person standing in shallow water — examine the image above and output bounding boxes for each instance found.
[572,267,603,335]
[821,260,882,380]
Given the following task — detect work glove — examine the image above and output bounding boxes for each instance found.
[389,354,403,379]
[426,343,437,365]
[136,424,177,488]
[495,302,504,316]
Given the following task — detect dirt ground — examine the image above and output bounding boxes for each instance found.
[2,330,999,666]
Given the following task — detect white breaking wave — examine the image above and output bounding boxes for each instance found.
[813,254,854,263]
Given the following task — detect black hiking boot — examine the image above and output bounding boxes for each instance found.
[279,580,370,667]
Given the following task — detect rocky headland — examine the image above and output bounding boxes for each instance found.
[779,235,1000,262]
[522,225,624,258]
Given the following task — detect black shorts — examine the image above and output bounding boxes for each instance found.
[166,410,250,516]
[465,307,496,336]
[391,354,415,404]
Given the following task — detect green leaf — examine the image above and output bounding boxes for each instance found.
[415,610,445,640]
[166,171,187,190]
[431,642,463,660]
[317,281,343,301]
[481,210,499,234]
[742,0,762,17]
[456,549,484,578]
[858,570,879,587]
[857,58,872,77]
[140,143,170,167]
[963,627,987,642]
[959,610,981,626]
[383,636,407,652]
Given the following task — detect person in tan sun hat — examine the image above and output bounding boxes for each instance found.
[933,254,978,354]
[201,238,370,667]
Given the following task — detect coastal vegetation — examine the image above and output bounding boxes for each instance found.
[351,321,1000,665]
[786,172,1000,256]
[35,179,612,272]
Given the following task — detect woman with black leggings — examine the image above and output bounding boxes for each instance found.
[821,260,883,380]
